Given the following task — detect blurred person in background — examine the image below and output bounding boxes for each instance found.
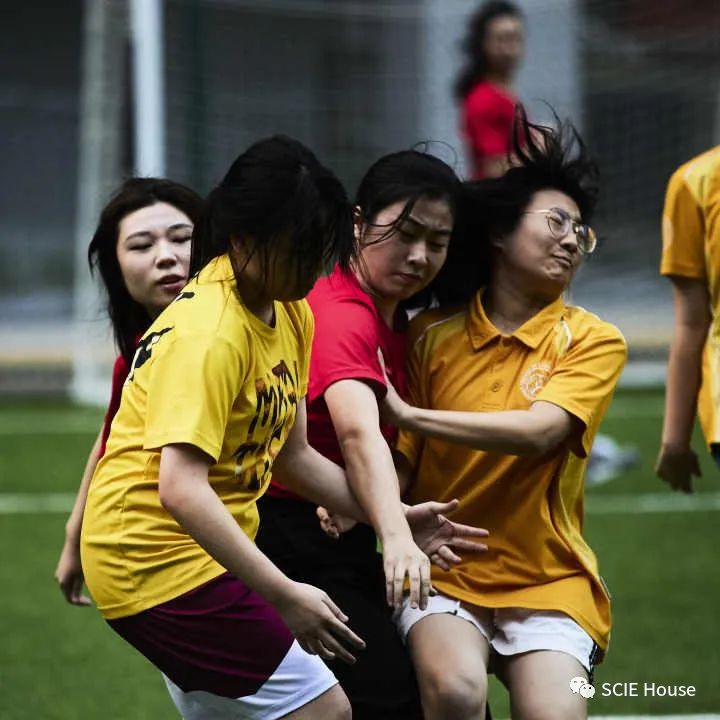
[257,148,489,720]
[54,177,202,606]
[79,136,481,720]
[656,147,720,492]
[455,0,524,180]
[383,109,626,720]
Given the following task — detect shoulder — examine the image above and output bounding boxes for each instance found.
[408,306,467,351]
[281,298,314,335]
[562,305,627,352]
[309,267,376,311]
[465,82,515,111]
[667,147,720,205]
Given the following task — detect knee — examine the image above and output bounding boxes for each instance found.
[420,668,487,718]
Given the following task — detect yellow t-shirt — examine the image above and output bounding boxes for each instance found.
[81,254,313,619]
[397,292,626,652]
[660,146,720,446]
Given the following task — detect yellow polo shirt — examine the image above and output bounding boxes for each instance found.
[397,291,626,652]
[660,147,720,446]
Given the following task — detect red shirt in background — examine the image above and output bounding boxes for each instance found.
[462,80,517,179]
[268,265,407,499]
[99,353,130,457]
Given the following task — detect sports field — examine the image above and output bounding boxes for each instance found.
[1,387,718,719]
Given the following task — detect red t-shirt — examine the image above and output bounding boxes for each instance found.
[462,81,517,179]
[268,265,407,500]
[99,353,130,457]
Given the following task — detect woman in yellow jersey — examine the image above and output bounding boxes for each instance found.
[80,136,481,720]
[55,178,202,607]
[656,147,720,492]
[381,109,627,720]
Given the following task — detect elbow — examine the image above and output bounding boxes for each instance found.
[336,426,378,459]
[158,476,188,517]
[522,428,565,456]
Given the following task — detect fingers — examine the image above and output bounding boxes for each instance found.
[419,557,432,610]
[447,522,490,538]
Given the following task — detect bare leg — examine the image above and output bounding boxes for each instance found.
[407,613,490,720]
[500,650,587,720]
[280,684,351,720]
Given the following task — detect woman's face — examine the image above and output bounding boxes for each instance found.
[497,188,584,298]
[483,14,524,77]
[356,196,454,302]
[116,202,193,318]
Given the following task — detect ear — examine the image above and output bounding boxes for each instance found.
[491,233,505,251]
[353,206,364,242]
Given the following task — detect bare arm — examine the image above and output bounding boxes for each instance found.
[54,427,103,605]
[273,398,488,606]
[324,379,429,607]
[656,276,711,492]
[158,443,364,663]
[384,391,576,456]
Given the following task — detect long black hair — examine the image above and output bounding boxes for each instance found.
[190,135,354,287]
[454,1,523,100]
[439,105,600,302]
[88,178,203,363]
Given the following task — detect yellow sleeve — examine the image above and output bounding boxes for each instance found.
[660,165,706,279]
[535,323,627,457]
[143,334,245,461]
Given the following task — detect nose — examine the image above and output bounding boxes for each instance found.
[155,238,180,267]
[558,229,579,254]
[407,239,429,268]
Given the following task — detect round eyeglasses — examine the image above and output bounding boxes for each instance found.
[523,207,597,255]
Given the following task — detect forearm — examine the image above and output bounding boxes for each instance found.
[339,432,412,544]
[662,326,706,448]
[398,405,564,455]
[65,429,103,542]
[272,444,369,523]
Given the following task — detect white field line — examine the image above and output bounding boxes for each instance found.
[588,716,720,720]
[1,491,719,516]
[586,491,720,515]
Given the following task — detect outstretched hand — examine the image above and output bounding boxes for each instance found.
[405,499,489,571]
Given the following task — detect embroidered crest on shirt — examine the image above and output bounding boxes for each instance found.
[519,361,552,400]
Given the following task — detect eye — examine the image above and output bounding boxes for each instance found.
[128,243,152,251]
[172,234,192,244]
[546,210,567,236]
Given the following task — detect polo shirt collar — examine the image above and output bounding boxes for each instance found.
[467,290,567,351]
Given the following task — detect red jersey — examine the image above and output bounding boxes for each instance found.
[268,265,407,499]
[99,353,130,457]
[462,81,517,179]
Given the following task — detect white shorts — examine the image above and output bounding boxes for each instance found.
[394,593,599,674]
[162,640,338,720]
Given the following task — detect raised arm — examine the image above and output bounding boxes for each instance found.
[656,276,711,492]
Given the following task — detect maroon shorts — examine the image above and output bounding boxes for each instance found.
[108,572,295,698]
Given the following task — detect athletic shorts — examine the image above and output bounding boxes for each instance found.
[109,573,338,719]
[393,593,600,674]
